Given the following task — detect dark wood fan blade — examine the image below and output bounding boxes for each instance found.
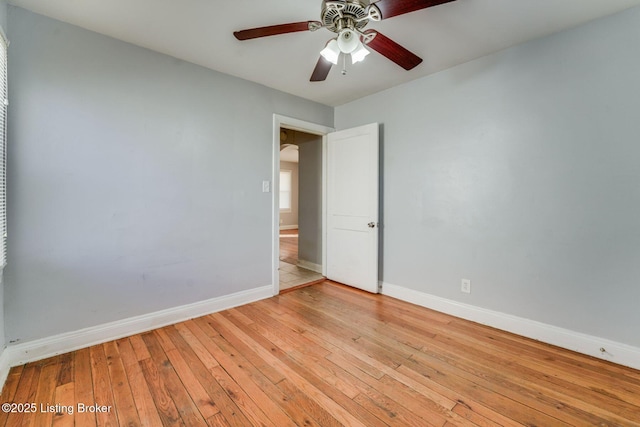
[363,30,422,70]
[310,56,333,82]
[372,0,456,19]
[234,21,320,40]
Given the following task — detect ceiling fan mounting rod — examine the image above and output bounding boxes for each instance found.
[336,16,356,32]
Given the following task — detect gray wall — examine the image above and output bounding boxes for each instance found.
[5,6,332,344]
[335,7,640,347]
[298,133,323,266]
[279,160,299,228]
[0,0,6,352]
[0,0,6,30]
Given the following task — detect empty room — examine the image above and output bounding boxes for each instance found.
[0,0,639,425]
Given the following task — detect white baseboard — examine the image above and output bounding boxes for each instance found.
[2,285,272,377]
[279,225,298,230]
[297,259,323,274]
[382,282,640,371]
[0,347,10,393]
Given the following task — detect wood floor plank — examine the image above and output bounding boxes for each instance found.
[233,305,363,400]
[393,316,640,424]
[0,365,25,427]
[451,400,509,427]
[178,319,290,426]
[3,281,640,426]
[160,324,253,427]
[217,308,393,427]
[181,320,297,426]
[55,353,73,388]
[51,382,74,427]
[273,288,545,426]
[103,341,141,427]
[353,390,428,427]
[155,330,219,420]
[194,318,346,427]
[241,303,400,416]
[276,378,344,427]
[193,315,285,385]
[194,316,335,427]
[376,375,475,427]
[396,364,528,427]
[399,355,575,427]
[388,308,640,424]
[278,293,412,371]
[273,291,516,423]
[74,347,97,427]
[290,310,464,423]
[292,286,431,361]
[260,298,388,381]
[116,338,164,427]
[425,315,640,404]
[31,357,61,427]
[89,345,119,427]
[272,291,462,411]
[207,311,378,427]
[5,363,41,427]
[139,357,184,427]
[450,317,640,382]
[170,324,219,371]
[129,335,152,362]
[422,327,640,424]
[206,412,231,427]
[142,332,208,427]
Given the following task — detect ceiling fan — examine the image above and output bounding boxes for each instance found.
[233,0,457,82]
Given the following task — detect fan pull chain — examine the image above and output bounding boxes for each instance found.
[341,53,347,75]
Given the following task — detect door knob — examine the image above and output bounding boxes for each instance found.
[368,222,376,228]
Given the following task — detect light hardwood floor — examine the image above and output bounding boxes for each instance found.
[2,281,639,426]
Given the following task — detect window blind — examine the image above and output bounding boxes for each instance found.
[279,170,292,212]
[0,31,7,268]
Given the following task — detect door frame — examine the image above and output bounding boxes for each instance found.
[272,114,334,295]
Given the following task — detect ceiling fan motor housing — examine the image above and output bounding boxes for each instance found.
[321,0,371,33]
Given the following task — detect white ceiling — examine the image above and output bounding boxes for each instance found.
[9,0,640,106]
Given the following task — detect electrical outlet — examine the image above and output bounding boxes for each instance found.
[461,279,471,294]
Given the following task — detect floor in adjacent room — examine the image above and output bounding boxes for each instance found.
[279,229,323,291]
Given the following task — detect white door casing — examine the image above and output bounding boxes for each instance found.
[326,123,379,293]
[272,115,333,295]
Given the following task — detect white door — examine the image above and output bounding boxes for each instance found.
[326,123,379,293]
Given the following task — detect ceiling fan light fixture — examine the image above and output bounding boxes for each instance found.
[320,39,340,64]
[337,28,359,54]
[235,0,443,82]
[351,42,369,64]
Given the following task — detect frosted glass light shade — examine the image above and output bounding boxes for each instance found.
[337,29,359,54]
[351,42,370,64]
[320,39,340,65]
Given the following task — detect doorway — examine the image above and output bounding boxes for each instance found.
[272,115,333,295]
[272,116,381,295]
[278,128,324,291]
